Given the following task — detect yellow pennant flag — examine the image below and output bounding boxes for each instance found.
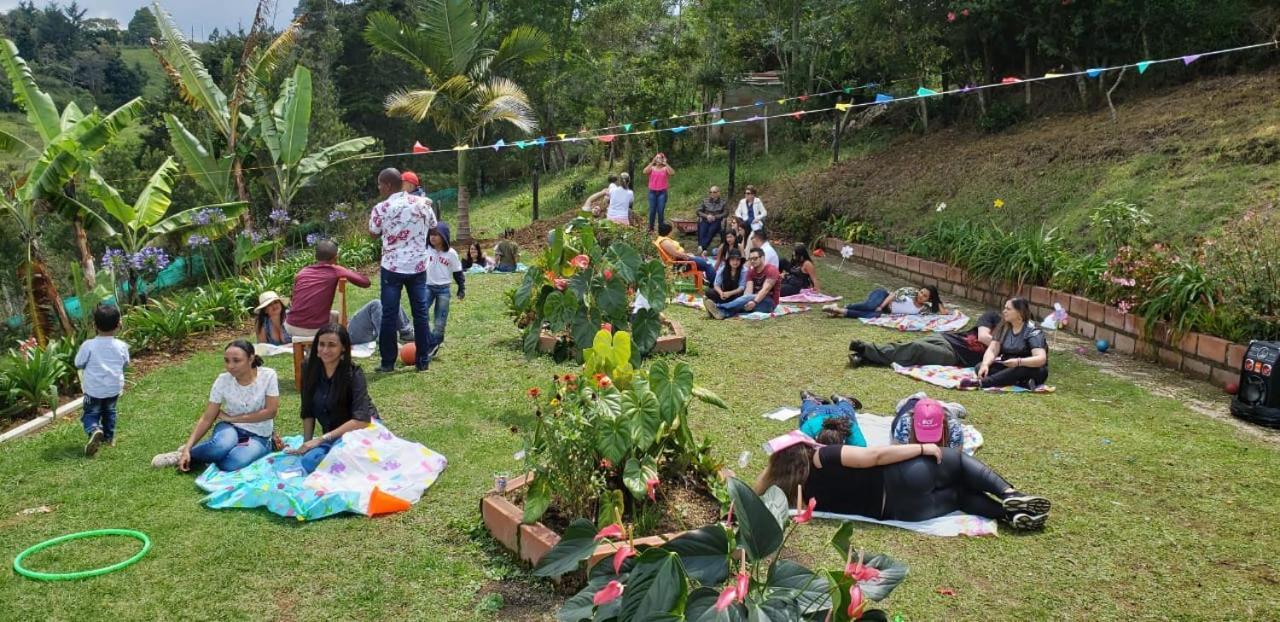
[453,144,468,151]
[1044,73,1066,78]
[557,133,566,140]
[776,99,786,105]
[835,103,852,111]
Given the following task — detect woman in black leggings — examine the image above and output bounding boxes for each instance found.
[960,297,1049,390]
[758,418,1051,529]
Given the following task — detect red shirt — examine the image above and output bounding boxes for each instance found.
[747,263,781,305]
[285,263,371,329]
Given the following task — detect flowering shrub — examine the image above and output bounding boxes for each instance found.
[534,478,907,622]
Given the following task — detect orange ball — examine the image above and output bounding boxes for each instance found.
[399,342,416,366]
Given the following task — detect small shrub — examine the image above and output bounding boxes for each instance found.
[978,100,1027,133]
[1089,199,1151,252]
[125,299,219,352]
[1202,208,1280,341]
[1138,253,1218,338]
[1051,252,1108,299]
[1,341,70,416]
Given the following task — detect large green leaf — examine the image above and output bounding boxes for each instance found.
[761,486,791,532]
[18,144,82,204]
[660,524,731,586]
[165,114,233,201]
[253,91,281,165]
[595,414,630,466]
[766,560,832,615]
[0,38,60,143]
[595,275,629,318]
[521,323,541,358]
[532,517,597,578]
[363,11,447,78]
[569,309,601,356]
[692,386,731,410]
[726,478,784,561]
[622,456,658,502]
[423,0,481,77]
[621,384,661,452]
[275,65,312,167]
[630,309,662,357]
[542,290,579,332]
[617,548,688,622]
[750,597,801,621]
[558,574,623,622]
[150,2,230,135]
[151,201,248,238]
[597,489,625,531]
[131,157,179,229]
[488,24,551,74]
[606,242,642,283]
[513,270,539,310]
[69,98,143,154]
[296,137,378,181]
[85,168,135,231]
[649,361,694,424]
[636,260,669,311]
[687,586,747,622]
[0,127,35,158]
[522,473,552,524]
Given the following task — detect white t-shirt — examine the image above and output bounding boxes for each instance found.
[607,186,634,222]
[426,247,462,285]
[760,242,780,269]
[208,367,279,437]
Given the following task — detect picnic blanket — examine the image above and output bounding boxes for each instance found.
[670,293,811,320]
[859,312,970,332]
[891,363,1056,393]
[194,423,447,521]
[779,289,843,304]
[467,262,528,274]
[859,412,983,456]
[256,342,377,358]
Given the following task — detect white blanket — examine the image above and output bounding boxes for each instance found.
[256,342,377,358]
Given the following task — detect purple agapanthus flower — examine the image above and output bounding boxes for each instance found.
[268,208,290,223]
[306,233,323,246]
[132,247,170,275]
[102,248,129,272]
[186,234,211,247]
[328,209,348,222]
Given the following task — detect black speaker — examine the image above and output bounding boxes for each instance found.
[1230,340,1280,428]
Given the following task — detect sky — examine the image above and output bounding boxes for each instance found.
[1,0,302,40]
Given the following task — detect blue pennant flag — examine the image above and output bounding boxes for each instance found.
[670,126,688,134]
[713,118,727,125]
[649,119,658,127]
[623,123,632,132]
[492,139,505,151]
[874,93,894,104]
[754,100,765,107]
[916,87,938,97]
[535,136,547,147]
[1136,61,1152,74]
[1086,68,1103,79]
[515,140,528,149]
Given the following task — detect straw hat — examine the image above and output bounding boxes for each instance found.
[254,291,289,312]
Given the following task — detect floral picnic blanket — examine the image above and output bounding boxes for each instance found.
[194,423,447,521]
[860,312,970,332]
[779,289,843,304]
[891,363,1056,393]
[256,342,377,358]
[670,293,811,320]
[467,262,527,274]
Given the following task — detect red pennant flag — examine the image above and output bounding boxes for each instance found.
[790,111,804,120]
[798,95,809,102]
[597,134,616,143]
[1001,77,1022,84]
[412,141,430,154]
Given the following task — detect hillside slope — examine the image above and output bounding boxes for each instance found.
[767,68,1280,248]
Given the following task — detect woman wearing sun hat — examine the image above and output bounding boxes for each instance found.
[254,291,292,346]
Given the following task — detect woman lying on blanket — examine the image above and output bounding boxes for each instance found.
[780,244,820,297]
[959,297,1049,390]
[151,341,280,471]
[848,310,1000,368]
[285,324,380,473]
[797,390,866,446]
[758,420,1051,530]
[704,249,747,304]
[824,284,944,319]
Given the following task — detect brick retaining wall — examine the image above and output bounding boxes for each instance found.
[825,239,1246,388]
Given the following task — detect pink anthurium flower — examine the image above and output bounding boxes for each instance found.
[612,545,635,574]
[595,523,625,541]
[793,497,817,524]
[714,585,738,612]
[847,584,865,618]
[570,254,590,269]
[553,278,569,291]
[645,477,660,502]
[594,580,624,606]
[845,562,881,583]
[604,269,613,280]
[735,572,750,602]
[601,322,613,333]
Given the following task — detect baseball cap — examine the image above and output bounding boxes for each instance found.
[401,171,420,186]
[912,398,945,444]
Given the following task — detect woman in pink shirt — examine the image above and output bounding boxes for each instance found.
[643,152,675,232]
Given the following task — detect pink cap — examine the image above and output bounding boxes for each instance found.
[762,430,821,455]
[913,398,945,444]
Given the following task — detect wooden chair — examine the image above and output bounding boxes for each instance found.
[653,238,705,292]
[293,277,349,390]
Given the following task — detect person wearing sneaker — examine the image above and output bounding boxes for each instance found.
[797,390,867,447]
[344,299,415,345]
[849,310,1000,368]
[151,341,279,472]
[703,248,779,319]
[75,304,129,457]
[960,297,1049,390]
[423,227,465,364]
[285,325,380,473]
[757,424,1051,530]
[703,249,747,305]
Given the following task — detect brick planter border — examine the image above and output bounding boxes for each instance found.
[823,238,1245,388]
[537,320,686,356]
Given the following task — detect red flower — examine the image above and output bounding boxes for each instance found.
[595,523,624,541]
[961,8,970,15]
[714,585,738,612]
[563,373,576,384]
[599,458,613,470]
[527,387,541,399]
[846,562,881,583]
[793,497,816,524]
[645,477,659,502]
[570,254,590,269]
[735,571,750,602]
[946,11,956,21]
[553,278,569,291]
[604,269,613,280]
[596,375,613,389]
[612,545,635,574]
[847,585,865,618]
[594,580,624,606]
[544,270,556,281]
[601,322,613,333]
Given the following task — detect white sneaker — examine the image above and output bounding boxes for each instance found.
[151,448,182,468]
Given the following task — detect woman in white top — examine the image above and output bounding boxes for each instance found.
[423,227,465,364]
[734,185,767,232]
[824,285,945,319]
[584,173,635,225]
[152,341,279,471]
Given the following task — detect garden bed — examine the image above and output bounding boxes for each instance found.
[536,318,686,356]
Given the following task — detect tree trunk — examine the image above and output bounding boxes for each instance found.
[19,256,73,345]
[456,149,471,242]
[71,214,96,289]
[1023,38,1033,108]
[233,157,254,232]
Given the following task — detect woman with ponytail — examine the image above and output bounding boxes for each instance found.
[151,341,280,472]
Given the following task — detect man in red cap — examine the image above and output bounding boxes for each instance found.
[401,170,450,242]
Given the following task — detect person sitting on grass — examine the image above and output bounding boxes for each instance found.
[76,303,129,457]
[748,229,780,270]
[960,298,1049,390]
[757,424,1051,530]
[462,241,493,272]
[151,341,279,472]
[823,284,944,319]
[780,244,820,297]
[849,309,1000,368]
[704,248,747,305]
[254,291,291,346]
[703,247,779,319]
[713,229,744,272]
[798,390,867,446]
[286,324,380,473]
[492,229,521,273]
[654,223,715,284]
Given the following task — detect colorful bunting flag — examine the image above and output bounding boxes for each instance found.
[492,139,506,151]
[790,111,804,120]
[1086,68,1103,78]
[535,136,547,146]
[557,133,567,140]
[670,126,687,134]
[1182,54,1201,65]
[748,115,763,122]
[916,87,938,97]
[597,134,616,143]
[874,94,894,103]
[622,123,632,131]
[835,103,852,111]
[670,114,679,119]
[649,119,658,126]
[1043,73,1066,78]
[843,87,854,94]
[713,118,727,125]
[412,141,430,154]
[453,144,467,151]
[754,100,765,107]
[1136,61,1152,74]
[776,99,786,105]
[1001,77,1022,84]
[515,140,529,149]
[798,95,809,102]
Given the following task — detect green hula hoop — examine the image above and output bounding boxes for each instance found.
[13,529,151,581]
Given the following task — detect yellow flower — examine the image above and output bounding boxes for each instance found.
[550,398,561,407]
[993,198,1005,208]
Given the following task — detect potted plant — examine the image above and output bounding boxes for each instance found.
[534,477,909,622]
[481,329,727,566]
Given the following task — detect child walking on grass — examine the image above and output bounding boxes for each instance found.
[75,303,129,457]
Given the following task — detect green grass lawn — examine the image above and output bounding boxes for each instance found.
[2,255,1278,620]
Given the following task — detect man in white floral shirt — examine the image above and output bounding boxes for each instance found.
[369,168,437,372]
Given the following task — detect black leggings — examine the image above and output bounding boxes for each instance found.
[881,448,1013,521]
[980,362,1048,389]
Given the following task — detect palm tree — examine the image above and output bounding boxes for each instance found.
[364,0,549,241]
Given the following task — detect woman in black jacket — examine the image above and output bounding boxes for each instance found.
[286,324,381,472]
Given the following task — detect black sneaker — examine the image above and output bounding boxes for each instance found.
[831,394,864,410]
[959,378,981,390]
[1006,512,1048,530]
[800,390,826,404]
[85,428,105,457]
[1002,494,1051,516]
[848,340,866,354]
[415,363,430,372]
[847,352,863,368]
[375,365,396,374]
[427,342,442,360]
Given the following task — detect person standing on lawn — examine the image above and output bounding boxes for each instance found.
[643,152,675,232]
[369,167,436,372]
[422,227,465,363]
[76,303,129,457]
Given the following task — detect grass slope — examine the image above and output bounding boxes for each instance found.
[118,47,169,102]
[1,257,1277,620]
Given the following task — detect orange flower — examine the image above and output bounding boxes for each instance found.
[527,387,541,399]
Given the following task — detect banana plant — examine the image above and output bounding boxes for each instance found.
[252,65,377,226]
[83,157,246,305]
[0,37,143,344]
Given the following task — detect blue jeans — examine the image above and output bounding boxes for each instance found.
[844,288,890,318]
[347,299,413,345]
[648,189,668,231]
[379,268,431,369]
[189,422,271,471]
[422,284,451,360]
[799,399,867,447]
[716,294,777,318]
[697,218,722,250]
[688,256,716,284]
[300,439,336,473]
[81,395,119,441]
[493,264,517,273]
